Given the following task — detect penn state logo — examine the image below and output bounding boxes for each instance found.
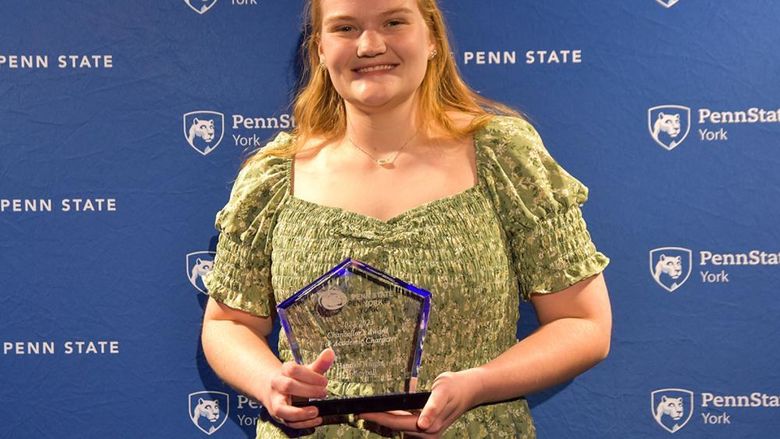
[651,388,694,433]
[316,285,349,316]
[649,247,692,292]
[183,111,225,156]
[187,251,216,294]
[189,391,229,435]
[184,0,219,15]
[648,105,691,151]
[656,0,681,8]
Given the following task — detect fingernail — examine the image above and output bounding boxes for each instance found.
[419,415,430,429]
[307,408,318,417]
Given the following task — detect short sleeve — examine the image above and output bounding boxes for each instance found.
[479,116,609,301]
[203,133,292,317]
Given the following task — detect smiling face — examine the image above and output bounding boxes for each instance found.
[317,0,435,112]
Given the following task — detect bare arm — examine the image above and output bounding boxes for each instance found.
[468,272,612,405]
[360,272,612,437]
[201,298,279,401]
[201,297,332,429]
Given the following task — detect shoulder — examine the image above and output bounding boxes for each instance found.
[237,132,294,188]
[215,132,292,236]
[477,115,542,154]
[290,133,335,169]
[244,131,295,167]
[446,110,480,129]
[476,115,589,222]
[476,115,554,182]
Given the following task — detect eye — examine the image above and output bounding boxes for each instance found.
[386,19,405,27]
[334,25,354,32]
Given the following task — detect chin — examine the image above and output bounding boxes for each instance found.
[347,89,416,111]
[355,96,396,109]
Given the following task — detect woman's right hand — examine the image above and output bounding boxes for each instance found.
[262,348,335,429]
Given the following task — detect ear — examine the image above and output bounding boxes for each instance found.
[317,38,325,64]
[426,30,437,59]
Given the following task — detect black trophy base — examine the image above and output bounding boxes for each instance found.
[293,392,431,417]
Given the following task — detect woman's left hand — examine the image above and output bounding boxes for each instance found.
[358,369,483,438]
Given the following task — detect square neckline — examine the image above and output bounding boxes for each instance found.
[286,123,490,225]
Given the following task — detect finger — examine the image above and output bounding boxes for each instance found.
[307,347,335,375]
[274,404,320,423]
[426,402,458,434]
[417,388,450,431]
[267,393,289,417]
[270,375,328,398]
[358,412,419,431]
[285,417,323,430]
[281,361,329,387]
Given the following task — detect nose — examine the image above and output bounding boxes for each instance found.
[356,30,386,58]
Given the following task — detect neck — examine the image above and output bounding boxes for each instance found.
[343,95,421,154]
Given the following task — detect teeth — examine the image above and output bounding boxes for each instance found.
[357,64,395,73]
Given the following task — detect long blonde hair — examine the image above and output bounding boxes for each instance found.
[258,0,522,159]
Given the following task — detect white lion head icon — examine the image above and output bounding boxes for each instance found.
[190,258,214,291]
[653,254,682,281]
[192,398,220,423]
[188,391,229,435]
[648,105,691,150]
[654,396,684,423]
[649,247,692,292]
[183,111,224,156]
[186,251,216,294]
[651,389,694,433]
[653,113,681,138]
[189,118,215,143]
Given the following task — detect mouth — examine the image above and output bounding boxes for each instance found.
[352,64,399,74]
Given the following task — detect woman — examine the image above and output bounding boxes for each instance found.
[201,0,612,437]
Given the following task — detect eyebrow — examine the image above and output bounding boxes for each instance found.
[323,7,415,25]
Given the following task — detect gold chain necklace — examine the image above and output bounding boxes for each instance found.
[347,130,418,167]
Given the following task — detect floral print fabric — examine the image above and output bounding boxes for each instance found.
[204,116,609,438]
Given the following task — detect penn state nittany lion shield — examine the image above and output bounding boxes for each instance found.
[184,0,219,15]
[189,391,229,435]
[183,111,224,156]
[656,0,681,8]
[651,388,694,433]
[649,247,692,293]
[186,251,216,294]
[648,105,691,151]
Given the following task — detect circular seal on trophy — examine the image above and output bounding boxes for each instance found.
[317,285,348,316]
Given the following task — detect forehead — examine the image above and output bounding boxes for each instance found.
[320,0,421,21]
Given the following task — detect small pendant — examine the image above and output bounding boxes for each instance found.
[376,158,391,166]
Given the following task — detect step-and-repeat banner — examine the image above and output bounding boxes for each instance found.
[2,1,778,438]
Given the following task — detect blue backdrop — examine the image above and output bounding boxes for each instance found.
[2,1,779,437]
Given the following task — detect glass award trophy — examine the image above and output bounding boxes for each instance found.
[277,258,431,416]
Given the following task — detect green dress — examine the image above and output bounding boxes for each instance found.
[204,116,609,438]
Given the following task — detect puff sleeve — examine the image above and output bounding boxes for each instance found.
[479,117,609,301]
[203,134,292,317]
